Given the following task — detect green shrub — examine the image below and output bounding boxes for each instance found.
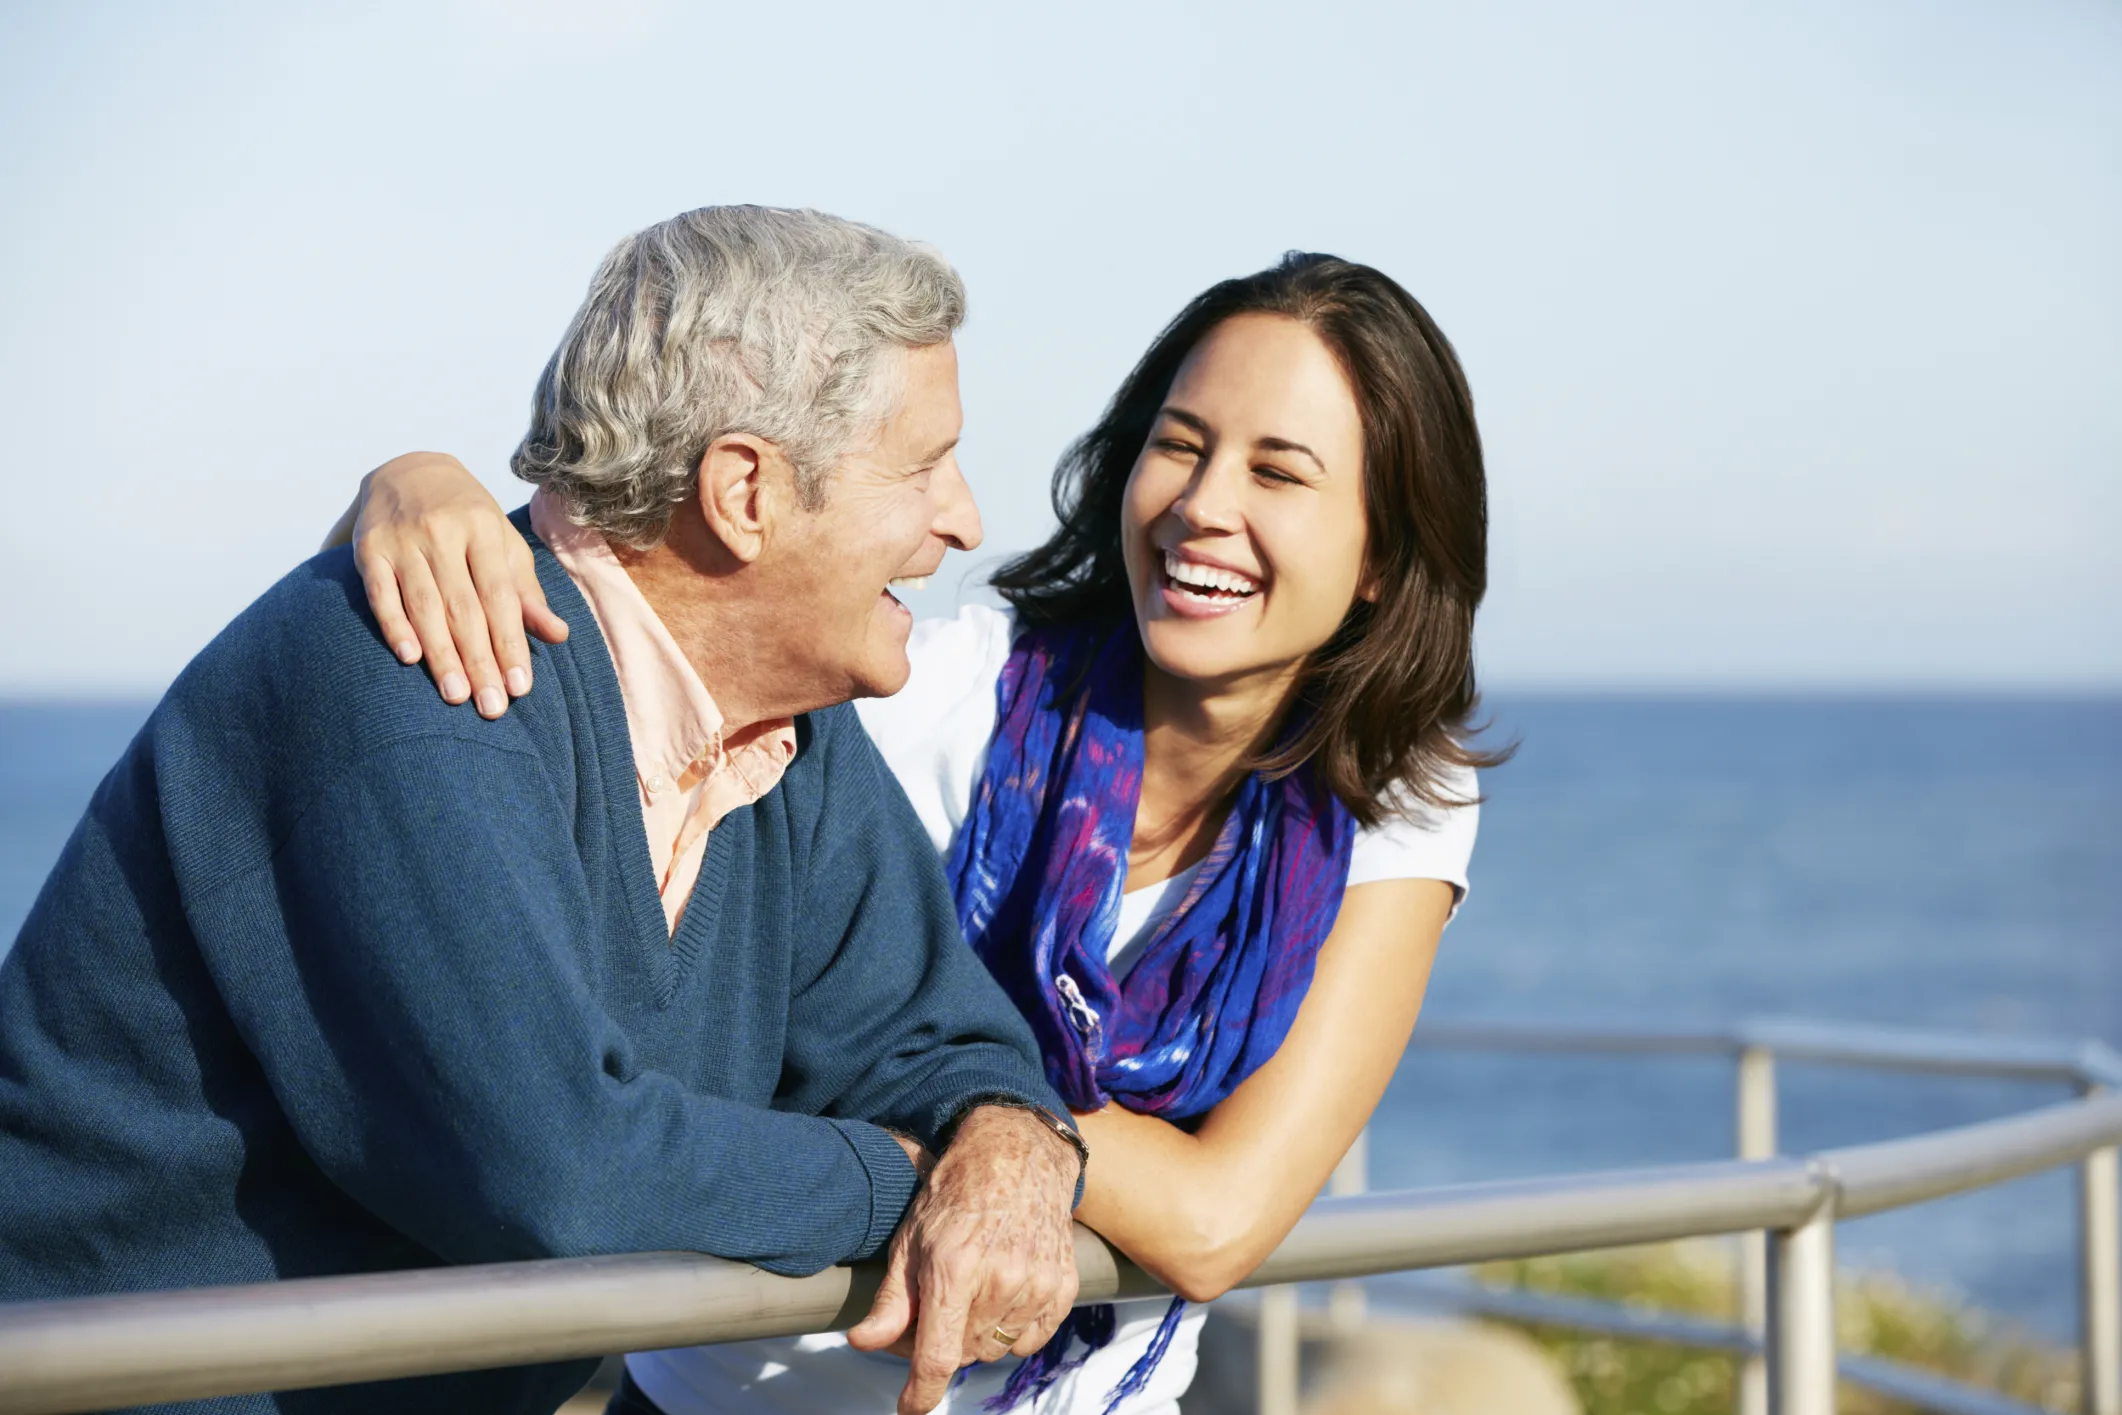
[1472,1240,2077,1415]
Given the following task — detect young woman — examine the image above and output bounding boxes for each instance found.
[342,253,1500,1415]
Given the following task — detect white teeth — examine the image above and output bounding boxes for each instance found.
[1162,551,1259,596]
[888,576,931,591]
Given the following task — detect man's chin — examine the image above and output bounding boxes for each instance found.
[848,657,913,700]
[846,615,914,700]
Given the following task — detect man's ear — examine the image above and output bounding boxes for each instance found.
[695,434,779,564]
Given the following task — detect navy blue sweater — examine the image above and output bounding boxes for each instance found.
[0,518,1062,1413]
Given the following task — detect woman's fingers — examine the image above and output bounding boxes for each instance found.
[355,546,422,667]
[509,536,571,648]
[394,553,471,704]
[467,527,533,704]
[431,541,507,719]
[350,451,546,712]
[523,595,570,646]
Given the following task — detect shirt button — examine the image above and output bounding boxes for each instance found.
[648,775,667,793]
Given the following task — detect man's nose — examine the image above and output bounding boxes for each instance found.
[932,453,984,552]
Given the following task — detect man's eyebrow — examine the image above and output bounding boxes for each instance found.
[913,435,960,466]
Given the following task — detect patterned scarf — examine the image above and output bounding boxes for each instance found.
[945,619,1354,1413]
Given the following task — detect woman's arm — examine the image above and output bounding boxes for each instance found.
[1071,876,1453,1303]
[326,453,567,718]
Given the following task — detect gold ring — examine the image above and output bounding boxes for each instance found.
[992,1326,1023,1346]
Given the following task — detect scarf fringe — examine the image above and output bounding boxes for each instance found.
[982,1298,1188,1415]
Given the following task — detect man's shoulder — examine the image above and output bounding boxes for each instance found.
[165,547,570,785]
[182,547,432,713]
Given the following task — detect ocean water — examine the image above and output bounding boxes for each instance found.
[2,695,2117,1339]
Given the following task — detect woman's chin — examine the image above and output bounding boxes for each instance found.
[1136,614,1266,686]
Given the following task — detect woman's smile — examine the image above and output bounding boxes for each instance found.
[1157,548,1263,620]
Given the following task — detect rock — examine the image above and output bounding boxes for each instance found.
[1304,1316,1580,1415]
[1182,1307,1579,1415]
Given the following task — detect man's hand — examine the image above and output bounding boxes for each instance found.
[846,1105,1081,1415]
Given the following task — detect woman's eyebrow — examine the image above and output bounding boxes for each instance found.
[1256,436,1326,474]
[1160,407,1326,473]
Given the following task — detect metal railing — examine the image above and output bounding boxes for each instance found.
[0,1018,2115,1415]
[1273,1018,2122,1415]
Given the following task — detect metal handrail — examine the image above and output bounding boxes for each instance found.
[1832,1090,2122,1218]
[1370,1280,2055,1415]
[1,1029,2117,1415]
[1413,1017,2122,1089]
[0,1018,2113,1415]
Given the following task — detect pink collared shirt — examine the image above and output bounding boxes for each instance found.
[531,491,798,933]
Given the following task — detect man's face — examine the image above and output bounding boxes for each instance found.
[773,341,980,702]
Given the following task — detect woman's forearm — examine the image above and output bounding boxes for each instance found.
[1069,878,1453,1303]
[1072,1105,1260,1302]
[321,472,368,552]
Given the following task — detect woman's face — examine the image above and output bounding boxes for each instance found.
[1121,313,1370,689]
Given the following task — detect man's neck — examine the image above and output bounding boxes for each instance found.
[611,532,793,738]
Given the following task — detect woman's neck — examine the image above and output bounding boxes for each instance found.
[1129,658,1302,888]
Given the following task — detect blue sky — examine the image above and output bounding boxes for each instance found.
[1,0,2116,693]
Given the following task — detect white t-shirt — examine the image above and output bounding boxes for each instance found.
[629,605,1479,1415]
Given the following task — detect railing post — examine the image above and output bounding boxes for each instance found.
[1738,1045,1777,1415]
[1327,1127,1369,1332]
[1766,1198,1836,1415]
[1257,1284,1300,1415]
[2081,1082,2120,1415]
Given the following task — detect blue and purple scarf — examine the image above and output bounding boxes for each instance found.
[945,619,1354,1413]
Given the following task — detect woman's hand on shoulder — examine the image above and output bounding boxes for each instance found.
[349,452,567,718]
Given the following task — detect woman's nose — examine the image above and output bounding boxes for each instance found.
[1173,457,1245,535]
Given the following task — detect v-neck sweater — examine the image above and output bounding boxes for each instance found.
[0,512,1062,1414]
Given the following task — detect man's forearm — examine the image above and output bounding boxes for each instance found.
[240,734,925,1275]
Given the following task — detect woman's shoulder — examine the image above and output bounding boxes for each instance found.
[855,602,1014,738]
[1345,761,1481,902]
[853,602,1016,855]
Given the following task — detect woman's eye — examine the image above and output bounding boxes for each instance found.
[1252,465,1299,485]
[1155,439,1200,458]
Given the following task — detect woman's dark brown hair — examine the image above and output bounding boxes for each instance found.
[991,251,1506,826]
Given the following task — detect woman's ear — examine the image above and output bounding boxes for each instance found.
[696,434,778,564]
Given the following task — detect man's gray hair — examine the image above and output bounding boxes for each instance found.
[512,205,966,547]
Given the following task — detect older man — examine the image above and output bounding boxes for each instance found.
[0,207,1081,1415]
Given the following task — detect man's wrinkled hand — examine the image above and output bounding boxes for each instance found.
[846,1106,1081,1415]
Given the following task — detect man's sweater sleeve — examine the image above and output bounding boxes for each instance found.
[194,732,918,1276]
[772,710,1069,1148]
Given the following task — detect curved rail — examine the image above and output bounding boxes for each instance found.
[1413,1016,2122,1089]
[0,1021,2115,1415]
